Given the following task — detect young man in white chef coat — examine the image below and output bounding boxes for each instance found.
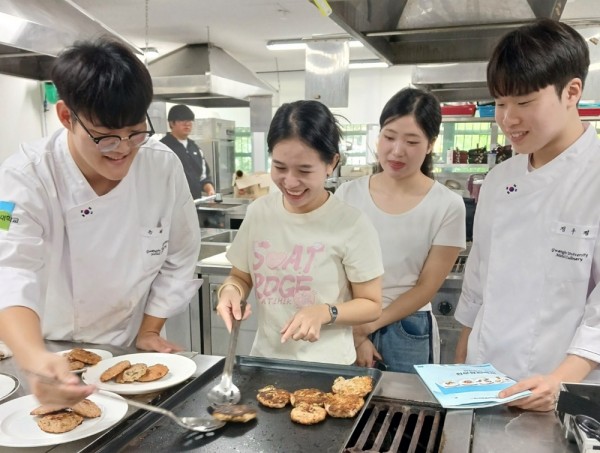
[0,38,201,405]
[454,19,600,412]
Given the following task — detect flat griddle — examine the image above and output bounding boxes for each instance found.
[85,355,382,452]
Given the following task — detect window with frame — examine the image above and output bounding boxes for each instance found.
[234,127,253,173]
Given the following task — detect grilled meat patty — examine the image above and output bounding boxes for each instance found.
[290,402,327,425]
[331,376,373,397]
[324,393,365,418]
[212,404,257,423]
[256,385,291,408]
[289,388,327,407]
[37,411,84,433]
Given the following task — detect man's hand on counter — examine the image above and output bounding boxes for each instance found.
[499,374,561,412]
[136,331,184,353]
[135,313,184,353]
[500,355,598,412]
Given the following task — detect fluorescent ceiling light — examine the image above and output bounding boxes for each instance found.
[590,62,600,72]
[267,39,363,51]
[349,59,389,69]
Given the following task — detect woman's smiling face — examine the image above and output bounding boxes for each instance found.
[270,138,337,214]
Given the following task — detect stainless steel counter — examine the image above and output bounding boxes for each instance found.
[374,371,576,453]
[0,344,579,452]
[0,341,222,453]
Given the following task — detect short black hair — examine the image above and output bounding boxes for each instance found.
[379,87,441,178]
[267,100,341,166]
[487,19,589,98]
[51,37,153,129]
[168,104,195,122]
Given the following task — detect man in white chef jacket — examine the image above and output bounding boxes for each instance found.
[455,19,600,412]
[0,38,201,405]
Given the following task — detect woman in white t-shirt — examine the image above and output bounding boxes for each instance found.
[215,100,383,365]
[336,88,466,373]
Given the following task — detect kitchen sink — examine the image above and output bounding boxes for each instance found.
[195,202,243,211]
[198,243,229,260]
[201,230,238,243]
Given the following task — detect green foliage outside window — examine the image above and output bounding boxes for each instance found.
[234,127,253,173]
[235,121,600,172]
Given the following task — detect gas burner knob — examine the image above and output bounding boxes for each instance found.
[438,301,453,316]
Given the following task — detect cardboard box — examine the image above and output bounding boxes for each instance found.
[233,171,272,200]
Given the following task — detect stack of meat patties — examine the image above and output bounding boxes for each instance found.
[64,348,102,371]
[256,375,373,425]
[31,399,102,434]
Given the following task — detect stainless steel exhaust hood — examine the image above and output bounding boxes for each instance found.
[412,62,491,103]
[325,0,598,102]
[326,0,570,66]
[0,0,141,80]
[148,44,276,108]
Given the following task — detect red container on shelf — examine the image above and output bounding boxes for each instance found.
[441,104,476,117]
[578,108,600,117]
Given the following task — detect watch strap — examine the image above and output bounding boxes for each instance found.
[326,304,338,325]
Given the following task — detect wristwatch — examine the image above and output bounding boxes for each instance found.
[326,304,338,325]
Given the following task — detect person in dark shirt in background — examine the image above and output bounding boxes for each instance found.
[161,104,216,199]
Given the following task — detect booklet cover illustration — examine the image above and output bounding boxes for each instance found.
[414,363,532,409]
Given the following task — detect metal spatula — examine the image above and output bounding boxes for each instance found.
[207,301,246,406]
[23,370,226,433]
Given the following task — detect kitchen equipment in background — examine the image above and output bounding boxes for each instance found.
[203,271,258,356]
[443,179,469,199]
[467,174,486,203]
[557,382,600,453]
[432,247,471,364]
[338,164,375,185]
[190,118,236,195]
[478,104,496,118]
[444,179,461,190]
[440,104,476,117]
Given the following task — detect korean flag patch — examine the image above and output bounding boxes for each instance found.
[0,201,15,231]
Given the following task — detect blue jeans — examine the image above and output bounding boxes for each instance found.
[370,311,433,374]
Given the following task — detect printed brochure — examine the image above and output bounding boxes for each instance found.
[414,363,532,409]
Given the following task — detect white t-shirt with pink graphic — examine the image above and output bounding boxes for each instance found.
[226,191,384,365]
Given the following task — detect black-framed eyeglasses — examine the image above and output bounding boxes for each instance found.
[70,110,155,153]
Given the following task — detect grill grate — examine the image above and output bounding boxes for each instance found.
[451,256,467,274]
[345,398,445,453]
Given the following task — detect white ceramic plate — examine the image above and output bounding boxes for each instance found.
[56,349,114,374]
[0,391,127,447]
[0,374,19,401]
[82,353,197,395]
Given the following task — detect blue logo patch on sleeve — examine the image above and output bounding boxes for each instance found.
[0,201,15,231]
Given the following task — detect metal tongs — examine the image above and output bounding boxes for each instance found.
[207,301,246,406]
